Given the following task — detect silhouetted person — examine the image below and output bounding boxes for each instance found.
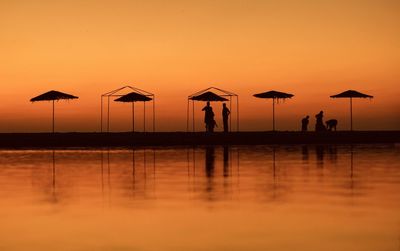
[209,118,217,132]
[326,119,337,131]
[301,115,309,131]
[202,101,214,132]
[222,103,230,132]
[315,111,326,132]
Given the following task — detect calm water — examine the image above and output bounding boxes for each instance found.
[0,145,399,251]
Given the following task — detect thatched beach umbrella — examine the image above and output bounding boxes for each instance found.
[253,90,294,131]
[330,90,373,131]
[30,90,78,133]
[114,91,152,132]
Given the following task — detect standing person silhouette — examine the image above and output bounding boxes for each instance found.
[209,112,217,132]
[222,103,230,132]
[202,101,213,132]
[301,115,309,131]
[315,111,326,132]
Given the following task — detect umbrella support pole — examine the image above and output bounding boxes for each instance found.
[132,102,135,133]
[100,97,103,132]
[350,97,353,131]
[272,98,275,131]
[237,96,239,132]
[186,99,189,132]
[143,102,146,133]
[107,96,110,132]
[153,98,155,132]
[192,101,195,132]
[229,96,232,132]
[52,100,55,133]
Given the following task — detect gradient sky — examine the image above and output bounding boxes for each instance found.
[1,0,399,132]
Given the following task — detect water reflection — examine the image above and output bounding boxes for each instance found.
[99,148,157,202]
[315,145,324,168]
[302,145,309,163]
[205,146,215,178]
[0,145,399,251]
[51,150,57,203]
[18,145,399,207]
[223,145,229,178]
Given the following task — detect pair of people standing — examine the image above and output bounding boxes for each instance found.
[202,102,230,132]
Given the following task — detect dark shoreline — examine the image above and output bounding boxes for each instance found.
[0,131,399,148]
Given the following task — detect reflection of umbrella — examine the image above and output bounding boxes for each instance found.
[115,92,152,132]
[30,90,78,133]
[330,90,373,131]
[253,90,294,131]
[190,91,228,102]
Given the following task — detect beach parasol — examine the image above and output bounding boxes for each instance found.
[30,90,78,133]
[253,90,294,131]
[114,91,152,132]
[189,91,228,102]
[330,90,373,131]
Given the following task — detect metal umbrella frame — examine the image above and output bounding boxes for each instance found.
[114,92,152,132]
[187,87,239,132]
[253,90,294,131]
[100,86,155,133]
[30,90,79,133]
[330,90,373,131]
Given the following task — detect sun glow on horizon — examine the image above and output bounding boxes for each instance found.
[0,0,399,132]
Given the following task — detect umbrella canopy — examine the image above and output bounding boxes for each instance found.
[330,90,373,99]
[189,91,228,102]
[330,90,373,130]
[114,92,153,132]
[253,90,294,131]
[253,90,294,99]
[30,90,78,133]
[114,92,152,102]
[30,90,78,102]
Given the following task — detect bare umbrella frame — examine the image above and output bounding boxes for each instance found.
[114,92,153,132]
[30,90,78,133]
[100,86,155,133]
[330,90,373,131]
[253,90,294,131]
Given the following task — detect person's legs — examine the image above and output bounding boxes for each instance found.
[223,119,228,132]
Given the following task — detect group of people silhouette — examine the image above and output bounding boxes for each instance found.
[202,102,231,132]
[301,111,338,132]
[202,103,338,133]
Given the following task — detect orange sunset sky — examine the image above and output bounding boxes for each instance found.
[0,0,399,132]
